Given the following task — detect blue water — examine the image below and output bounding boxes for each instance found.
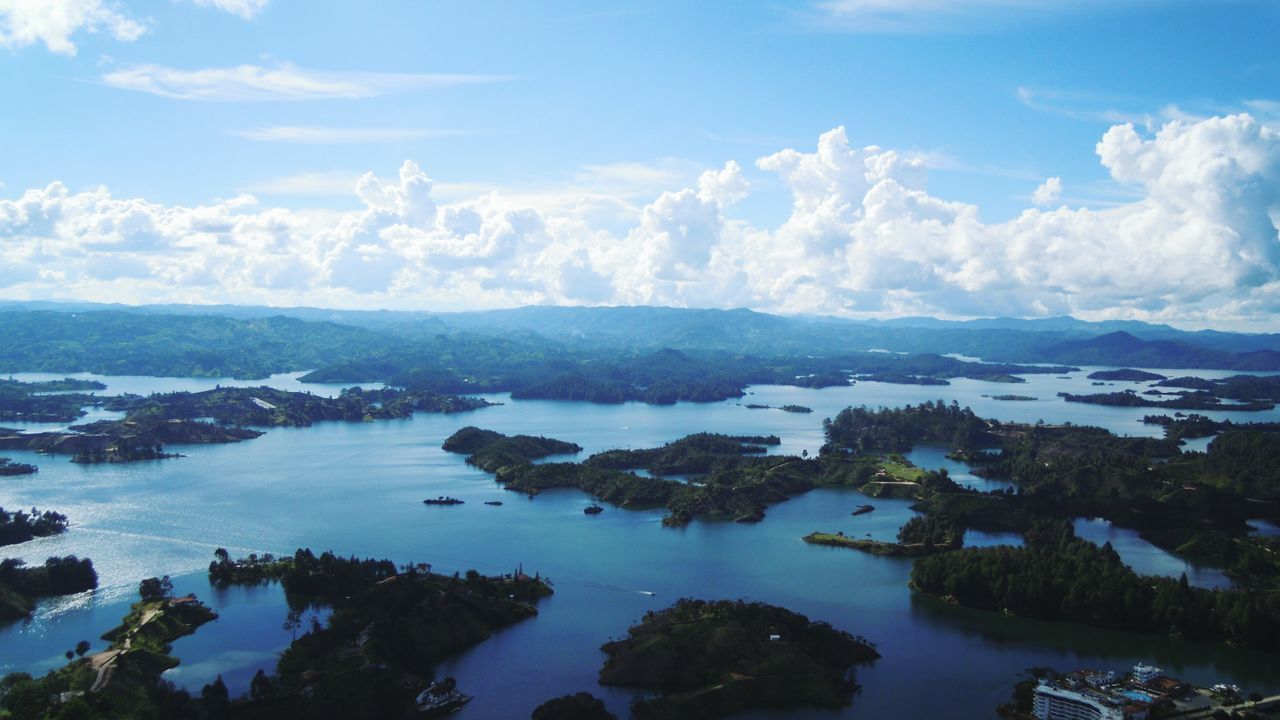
[903,444,1014,493]
[1249,520,1280,538]
[1072,518,1233,590]
[1,368,1277,718]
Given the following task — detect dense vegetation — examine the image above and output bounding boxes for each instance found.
[208,549,553,719]
[0,583,216,720]
[443,427,583,472]
[585,433,780,476]
[3,307,1279,396]
[823,401,996,455]
[0,506,69,546]
[910,533,1280,651]
[104,385,492,428]
[1059,389,1274,412]
[0,556,98,621]
[1085,369,1167,381]
[821,402,1280,590]
[0,385,492,466]
[445,427,915,526]
[0,378,107,423]
[0,311,393,379]
[599,598,879,719]
[0,457,37,476]
[531,693,618,720]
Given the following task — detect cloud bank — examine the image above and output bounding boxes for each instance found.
[2,114,1277,325]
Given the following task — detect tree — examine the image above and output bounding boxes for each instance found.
[283,608,302,640]
[74,640,90,657]
[202,675,230,711]
[249,668,274,702]
[139,575,174,601]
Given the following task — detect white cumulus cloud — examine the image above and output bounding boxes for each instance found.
[180,0,269,19]
[1032,177,1062,206]
[0,0,145,55]
[1,114,1277,325]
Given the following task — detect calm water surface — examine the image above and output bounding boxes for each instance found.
[2,368,1277,718]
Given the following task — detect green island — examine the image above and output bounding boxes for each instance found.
[0,506,70,547]
[1,551,554,719]
[208,549,553,718]
[532,692,619,720]
[0,556,97,622]
[742,404,813,413]
[598,598,879,719]
[0,457,37,476]
[1059,389,1275,412]
[0,385,494,465]
[985,394,1037,401]
[802,401,1280,651]
[910,529,1280,652]
[829,402,1280,574]
[444,426,583,472]
[1059,375,1280,413]
[0,578,216,719]
[804,514,965,556]
[444,427,953,526]
[1086,369,1168,382]
[0,378,108,424]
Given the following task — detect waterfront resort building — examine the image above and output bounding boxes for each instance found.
[1032,683,1149,720]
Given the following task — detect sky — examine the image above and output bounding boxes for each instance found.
[1,0,1278,329]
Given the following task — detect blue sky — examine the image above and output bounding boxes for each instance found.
[1,1,1279,328]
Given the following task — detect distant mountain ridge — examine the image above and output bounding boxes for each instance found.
[1033,331,1280,371]
[1,301,1278,372]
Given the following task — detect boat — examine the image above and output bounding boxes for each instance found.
[851,504,875,516]
[423,496,464,506]
[484,500,503,506]
[584,504,604,515]
[415,679,472,716]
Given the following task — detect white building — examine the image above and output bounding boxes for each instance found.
[1132,664,1163,684]
[1033,683,1125,720]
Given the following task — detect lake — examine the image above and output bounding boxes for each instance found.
[1,367,1277,718]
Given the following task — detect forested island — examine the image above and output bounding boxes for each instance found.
[0,377,107,423]
[821,401,1280,582]
[0,457,37,475]
[0,556,97,621]
[443,427,955,526]
[0,579,217,719]
[1086,369,1167,381]
[910,527,1280,651]
[0,385,494,466]
[1,550,555,719]
[0,506,69,546]
[207,549,553,718]
[598,598,880,719]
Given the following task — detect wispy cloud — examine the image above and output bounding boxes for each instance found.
[179,0,270,19]
[229,126,456,144]
[100,63,506,101]
[802,0,1166,34]
[239,171,361,196]
[906,149,1041,181]
[1016,86,1153,125]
